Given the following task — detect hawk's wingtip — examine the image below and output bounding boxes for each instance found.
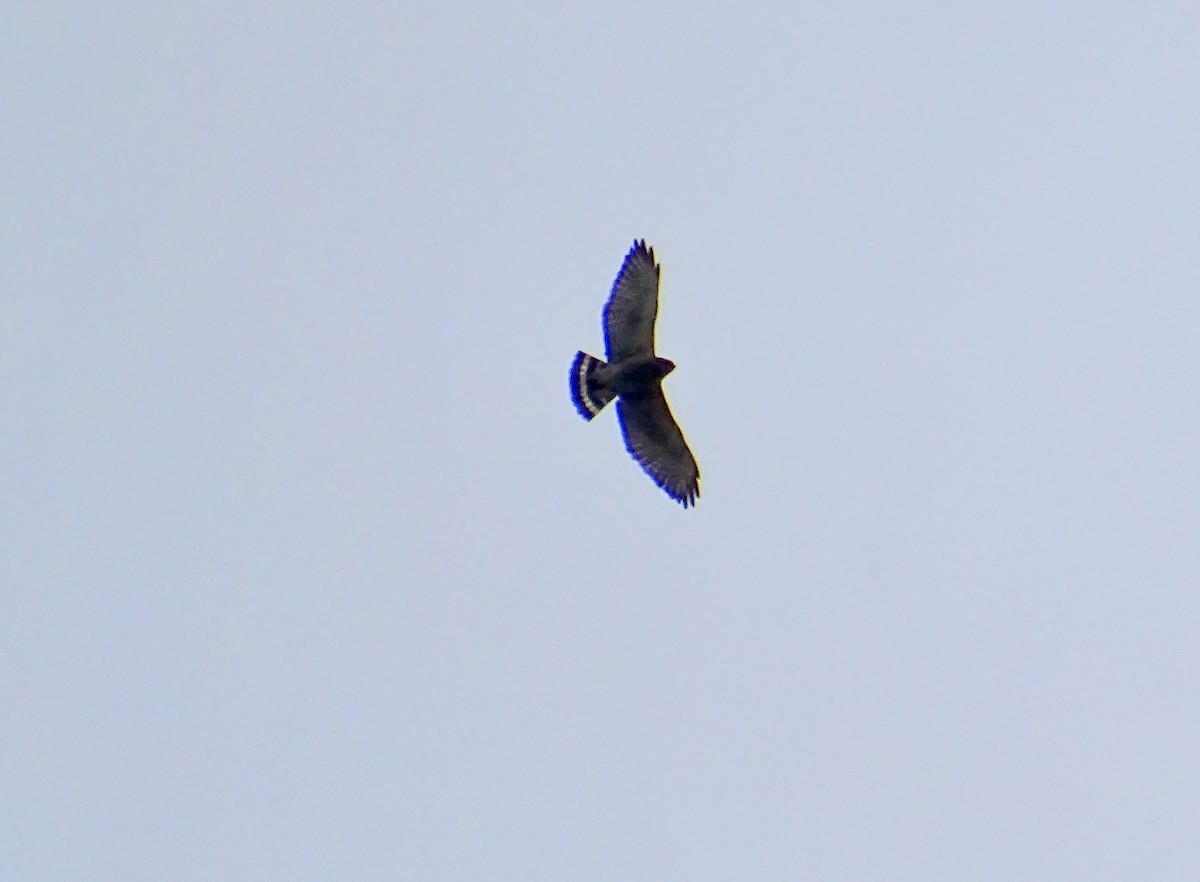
[629,238,656,265]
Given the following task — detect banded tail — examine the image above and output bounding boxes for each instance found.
[570,351,616,420]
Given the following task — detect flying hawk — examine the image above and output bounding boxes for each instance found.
[569,240,700,507]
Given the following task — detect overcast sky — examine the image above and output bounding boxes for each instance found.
[4,2,1199,879]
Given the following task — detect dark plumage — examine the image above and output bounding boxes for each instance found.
[569,240,700,507]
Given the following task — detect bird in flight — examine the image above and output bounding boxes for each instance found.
[569,240,700,507]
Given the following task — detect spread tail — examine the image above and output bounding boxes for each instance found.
[569,351,615,420]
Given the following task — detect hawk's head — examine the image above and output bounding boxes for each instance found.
[655,357,677,377]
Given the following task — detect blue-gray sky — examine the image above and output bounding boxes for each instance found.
[4,2,1199,879]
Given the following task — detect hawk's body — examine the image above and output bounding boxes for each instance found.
[570,240,700,507]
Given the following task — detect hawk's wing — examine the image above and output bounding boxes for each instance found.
[617,388,700,508]
[603,240,660,363]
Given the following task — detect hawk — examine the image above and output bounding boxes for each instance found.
[569,240,701,507]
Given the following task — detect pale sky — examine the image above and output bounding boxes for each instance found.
[4,2,1199,879]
